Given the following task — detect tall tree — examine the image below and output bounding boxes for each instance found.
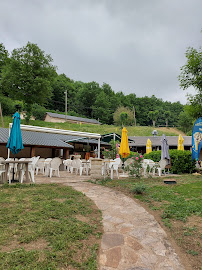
[1,42,57,120]
[148,110,159,127]
[164,111,171,127]
[179,46,202,118]
[0,43,9,82]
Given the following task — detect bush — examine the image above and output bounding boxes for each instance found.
[125,153,144,178]
[0,95,23,116]
[131,182,147,194]
[144,150,195,174]
[31,103,46,120]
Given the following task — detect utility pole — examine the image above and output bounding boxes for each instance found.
[0,103,4,128]
[133,106,136,126]
[64,90,67,121]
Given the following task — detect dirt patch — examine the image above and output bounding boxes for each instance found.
[75,214,90,223]
[54,198,66,203]
[1,238,50,252]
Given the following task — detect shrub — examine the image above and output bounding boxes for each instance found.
[125,152,144,178]
[31,103,46,120]
[144,150,195,174]
[131,182,147,194]
[0,95,23,116]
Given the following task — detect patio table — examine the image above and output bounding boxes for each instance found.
[2,160,31,184]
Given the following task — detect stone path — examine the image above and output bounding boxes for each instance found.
[35,173,185,270]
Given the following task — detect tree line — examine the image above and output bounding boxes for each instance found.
[0,41,201,131]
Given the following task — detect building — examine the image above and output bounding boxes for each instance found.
[44,112,101,125]
[128,136,192,154]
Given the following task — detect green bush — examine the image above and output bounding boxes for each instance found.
[144,150,195,174]
[0,95,23,116]
[31,103,46,120]
[131,182,147,194]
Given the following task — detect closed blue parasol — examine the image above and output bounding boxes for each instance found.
[7,112,24,155]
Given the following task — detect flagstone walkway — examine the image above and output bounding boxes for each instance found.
[36,173,185,270]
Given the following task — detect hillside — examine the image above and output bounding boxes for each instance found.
[3,116,185,136]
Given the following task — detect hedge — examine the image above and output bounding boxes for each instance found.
[144,150,195,174]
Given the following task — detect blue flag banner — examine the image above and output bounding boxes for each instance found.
[192,117,202,160]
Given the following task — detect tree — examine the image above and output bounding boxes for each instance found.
[179,46,202,118]
[113,106,133,126]
[148,110,159,127]
[0,43,9,81]
[1,42,57,120]
[164,111,171,127]
[178,111,194,134]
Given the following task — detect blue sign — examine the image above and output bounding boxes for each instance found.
[192,117,202,160]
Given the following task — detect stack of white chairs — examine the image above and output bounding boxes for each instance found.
[20,156,40,183]
[63,159,72,172]
[49,157,62,178]
[35,158,45,175]
[44,158,52,176]
[155,159,167,176]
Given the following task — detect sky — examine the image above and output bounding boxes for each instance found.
[1,0,202,104]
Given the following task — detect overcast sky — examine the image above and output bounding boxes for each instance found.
[1,0,202,104]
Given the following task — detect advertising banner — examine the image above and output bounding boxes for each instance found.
[192,117,202,160]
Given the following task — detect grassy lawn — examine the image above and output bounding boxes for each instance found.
[0,183,102,270]
[92,174,202,270]
[3,116,182,136]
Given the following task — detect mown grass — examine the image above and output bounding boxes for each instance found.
[3,116,181,136]
[92,174,202,269]
[0,183,102,270]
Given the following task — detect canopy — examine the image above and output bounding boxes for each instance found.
[177,134,184,151]
[7,112,24,155]
[146,138,152,154]
[119,127,130,158]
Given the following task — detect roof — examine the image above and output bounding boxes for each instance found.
[0,128,107,148]
[128,136,192,147]
[101,133,134,143]
[46,112,101,125]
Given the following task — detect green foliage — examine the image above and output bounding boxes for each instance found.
[31,104,47,120]
[102,140,119,159]
[179,46,202,118]
[1,42,57,120]
[131,182,147,194]
[148,110,159,127]
[0,95,23,116]
[113,106,134,126]
[144,150,195,174]
[178,110,194,133]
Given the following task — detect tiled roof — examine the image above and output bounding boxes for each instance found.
[128,136,192,147]
[0,128,73,148]
[46,112,101,125]
[0,128,107,148]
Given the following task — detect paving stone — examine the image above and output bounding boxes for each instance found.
[104,246,122,268]
[102,233,124,249]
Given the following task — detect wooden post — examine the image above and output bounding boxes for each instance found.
[0,103,4,128]
[63,148,69,159]
[31,146,36,157]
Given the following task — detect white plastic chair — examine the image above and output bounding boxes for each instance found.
[44,158,52,176]
[49,158,62,178]
[35,158,45,175]
[63,159,72,172]
[109,158,122,179]
[156,159,167,176]
[0,158,6,182]
[20,156,40,183]
[70,159,83,176]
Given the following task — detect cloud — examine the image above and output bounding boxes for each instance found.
[0,0,201,104]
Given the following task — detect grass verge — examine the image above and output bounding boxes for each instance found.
[0,183,103,270]
[92,174,202,270]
